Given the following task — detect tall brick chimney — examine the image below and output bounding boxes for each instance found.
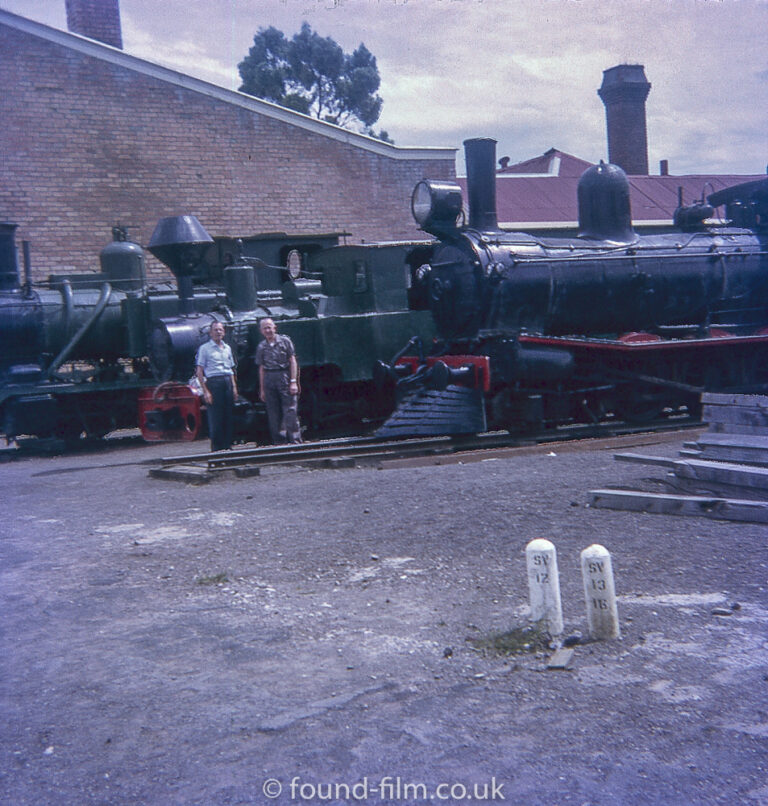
[598,64,651,175]
[65,0,123,49]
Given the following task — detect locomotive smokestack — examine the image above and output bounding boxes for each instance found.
[464,138,498,231]
[148,215,213,315]
[598,65,651,176]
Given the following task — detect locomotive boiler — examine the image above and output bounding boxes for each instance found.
[377,138,768,436]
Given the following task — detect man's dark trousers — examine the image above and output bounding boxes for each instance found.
[206,375,234,451]
[262,371,300,443]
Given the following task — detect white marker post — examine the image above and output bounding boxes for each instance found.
[581,544,620,639]
[525,539,563,635]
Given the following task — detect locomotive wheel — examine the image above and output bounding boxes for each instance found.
[54,421,84,444]
[613,385,666,423]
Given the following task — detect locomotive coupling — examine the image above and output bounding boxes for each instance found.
[423,360,474,391]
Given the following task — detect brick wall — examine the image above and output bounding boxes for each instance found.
[603,100,650,176]
[0,18,455,282]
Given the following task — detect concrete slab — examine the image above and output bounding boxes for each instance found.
[674,457,768,490]
[590,488,768,523]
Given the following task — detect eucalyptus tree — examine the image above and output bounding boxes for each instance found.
[238,22,392,142]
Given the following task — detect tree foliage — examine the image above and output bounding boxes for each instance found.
[238,22,392,142]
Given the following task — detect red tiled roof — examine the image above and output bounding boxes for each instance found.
[458,148,765,226]
[627,175,763,221]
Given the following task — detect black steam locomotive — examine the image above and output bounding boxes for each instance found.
[0,218,435,444]
[377,138,768,436]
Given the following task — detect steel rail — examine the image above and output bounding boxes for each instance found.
[158,415,703,475]
[160,434,443,466]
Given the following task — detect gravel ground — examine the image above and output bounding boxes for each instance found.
[1,431,767,806]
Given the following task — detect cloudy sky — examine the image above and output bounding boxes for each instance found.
[3,0,767,174]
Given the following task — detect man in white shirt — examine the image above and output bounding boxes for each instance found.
[195,321,237,451]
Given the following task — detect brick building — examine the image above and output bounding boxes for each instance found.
[0,6,455,281]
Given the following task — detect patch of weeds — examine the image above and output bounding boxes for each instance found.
[196,572,229,586]
[468,624,551,657]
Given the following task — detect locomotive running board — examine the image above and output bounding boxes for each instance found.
[375,385,487,438]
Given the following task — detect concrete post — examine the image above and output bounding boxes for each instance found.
[525,539,564,635]
[581,544,620,639]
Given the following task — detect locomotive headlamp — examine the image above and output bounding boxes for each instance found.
[286,249,302,279]
[411,180,463,232]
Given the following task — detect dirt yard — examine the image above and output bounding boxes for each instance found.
[2,432,767,805]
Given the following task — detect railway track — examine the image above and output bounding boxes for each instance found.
[150,415,704,483]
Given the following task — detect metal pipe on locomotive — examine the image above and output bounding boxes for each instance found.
[377,138,768,437]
